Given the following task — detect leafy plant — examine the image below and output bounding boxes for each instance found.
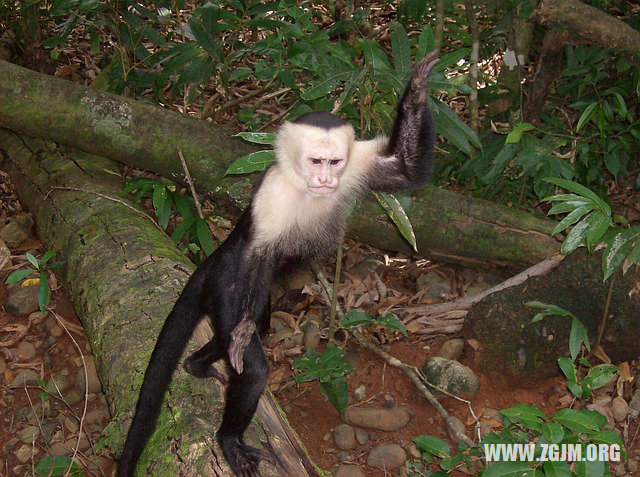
[5,251,62,313]
[340,308,408,337]
[34,455,83,476]
[291,346,354,415]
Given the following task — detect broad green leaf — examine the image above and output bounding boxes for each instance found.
[551,205,593,236]
[390,22,411,72]
[433,99,482,150]
[40,251,56,267]
[26,252,39,269]
[38,273,49,313]
[482,461,535,477]
[623,239,640,274]
[374,192,417,251]
[34,455,80,476]
[440,452,463,471]
[585,211,611,250]
[576,102,598,131]
[560,219,590,255]
[602,227,640,278]
[170,216,198,244]
[500,404,547,429]
[574,460,605,477]
[360,38,392,70]
[234,132,276,145]
[548,201,589,215]
[544,178,611,216]
[374,313,407,337]
[340,309,374,328]
[189,16,220,59]
[417,26,434,59]
[583,364,617,390]
[557,356,577,383]
[301,71,352,100]
[152,186,167,213]
[225,150,275,175]
[157,195,173,229]
[412,435,450,458]
[553,408,603,434]
[543,461,571,477]
[569,317,590,360]
[320,378,349,415]
[195,218,215,256]
[590,429,625,449]
[541,423,565,444]
[505,122,535,144]
[5,268,37,284]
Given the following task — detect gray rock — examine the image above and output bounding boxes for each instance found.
[41,336,56,349]
[334,424,355,450]
[18,426,39,444]
[627,460,638,473]
[353,385,366,400]
[0,214,33,248]
[265,328,293,347]
[333,464,366,477]
[355,428,368,445]
[421,357,480,398]
[77,356,102,394]
[0,239,10,267]
[337,451,350,463]
[436,339,465,361]
[343,406,413,432]
[348,254,384,278]
[4,283,39,316]
[9,369,40,388]
[15,341,36,360]
[40,420,57,442]
[283,263,316,290]
[0,356,6,374]
[416,271,451,299]
[269,315,287,332]
[628,389,640,419]
[366,443,406,470]
[446,415,467,441]
[64,389,83,406]
[49,442,68,455]
[611,396,629,422]
[302,322,321,349]
[323,432,332,442]
[405,442,421,459]
[14,444,33,463]
[46,375,72,395]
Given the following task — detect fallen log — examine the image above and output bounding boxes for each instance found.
[0,59,560,271]
[0,128,316,476]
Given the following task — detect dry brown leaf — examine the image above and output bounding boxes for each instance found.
[617,361,632,382]
[592,346,611,364]
[466,339,482,351]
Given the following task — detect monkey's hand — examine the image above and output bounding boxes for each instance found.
[405,51,439,111]
[229,317,257,374]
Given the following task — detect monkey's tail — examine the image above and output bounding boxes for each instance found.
[116,279,203,476]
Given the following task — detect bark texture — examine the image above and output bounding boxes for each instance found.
[532,0,640,66]
[0,59,560,271]
[0,128,316,476]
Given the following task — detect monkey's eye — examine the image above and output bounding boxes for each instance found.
[329,160,342,166]
[310,158,323,165]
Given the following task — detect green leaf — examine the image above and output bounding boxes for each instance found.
[440,452,463,471]
[374,192,417,252]
[189,16,220,59]
[482,461,535,477]
[390,22,411,72]
[195,218,215,256]
[152,186,167,213]
[5,268,37,284]
[225,150,275,175]
[170,216,197,244]
[505,122,535,144]
[558,356,577,383]
[374,313,407,337]
[560,219,590,254]
[38,273,49,313]
[340,309,374,328]
[301,71,352,100]
[541,423,565,444]
[551,205,593,236]
[544,178,611,216]
[234,132,276,145]
[624,239,640,274]
[319,377,349,415]
[412,435,450,458]
[34,455,80,476]
[26,251,39,269]
[157,195,173,229]
[292,346,353,383]
[553,408,602,434]
[500,404,547,430]
[602,227,640,279]
[543,461,571,477]
[360,38,392,70]
[590,429,625,448]
[583,364,617,390]
[569,317,590,360]
[576,102,598,132]
[574,459,605,477]
[40,251,56,267]
[585,212,611,250]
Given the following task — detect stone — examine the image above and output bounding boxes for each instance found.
[0,239,10,267]
[15,444,33,463]
[302,321,321,349]
[446,415,467,441]
[337,451,349,462]
[28,311,47,325]
[323,433,332,442]
[4,283,39,316]
[50,325,64,338]
[436,339,465,361]
[15,342,36,360]
[64,389,83,406]
[77,356,102,394]
[627,460,638,473]
[333,464,366,477]
[18,426,39,444]
[611,396,629,422]
[348,254,384,278]
[265,328,293,347]
[628,389,640,419]
[49,442,69,455]
[46,375,72,395]
[355,428,368,445]
[0,214,33,248]
[334,424,356,450]
[9,369,40,388]
[406,442,421,459]
[366,443,406,470]
[421,357,480,398]
[0,356,6,374]
[353,385,366,400]
[416,271,451,299]
[343,406,413,432]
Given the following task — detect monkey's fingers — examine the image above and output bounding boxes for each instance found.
[229,318,257,374]
[411,52,439,90]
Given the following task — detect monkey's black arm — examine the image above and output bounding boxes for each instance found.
[367,53,438,193]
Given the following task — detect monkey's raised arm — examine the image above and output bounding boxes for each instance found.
[365,53,438,192]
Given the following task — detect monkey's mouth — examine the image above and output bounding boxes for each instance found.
[308,186,337,196]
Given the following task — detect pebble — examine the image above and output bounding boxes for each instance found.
[0,356,6,374]
[303,322,320,349]
[16,342,37,360]
[366,443,407,470]
[85,409,110,426]
[611,396,629,422]
[323,432,332,442]
[353,385,366,400]
[283,404,293,414]
[14,444,33,463]
[28,311,47,325]
[355,428,368,445]
[334,424,356,450]
[18,426,39,444]
[343,405,413,432]
[41,336,57,349]
[50,325,64,338]
[446,415,467,441]
[405,442,421,459]
[49,442,68,455]
[9,369,40,388]
[77,356,102,394]
[629,389,640,419]
[436,339,465,361]
[421,357,480,398]
[4,283,40,316]
[64,389,83,406]
[46,375,72,394]
[333,464,366,477]
[337,451,350,463]
[628,460,638,473]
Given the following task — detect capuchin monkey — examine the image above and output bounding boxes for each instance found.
[117,53,438,477]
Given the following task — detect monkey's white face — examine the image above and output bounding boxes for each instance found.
[300,136,349,197]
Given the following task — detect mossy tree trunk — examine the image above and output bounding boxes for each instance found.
[0,59,560,272]
[0,128,316,476]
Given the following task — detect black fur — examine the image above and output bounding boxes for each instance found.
[117,62,436,477]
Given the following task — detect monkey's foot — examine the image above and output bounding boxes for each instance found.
[229,317,257,374]
[404,52,440,110]
[223,439,273,477]
[183,358,227,384]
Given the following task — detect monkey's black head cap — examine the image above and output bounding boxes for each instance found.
[290,111,348,130]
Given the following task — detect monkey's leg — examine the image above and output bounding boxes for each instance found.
[218,333,272,477]
[183,338,227,382]
[257,298,271,337]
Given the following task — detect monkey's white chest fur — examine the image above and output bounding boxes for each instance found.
[251,166,346,257]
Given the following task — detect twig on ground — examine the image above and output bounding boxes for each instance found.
[0,313,36,347]
[176,147,203,219]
